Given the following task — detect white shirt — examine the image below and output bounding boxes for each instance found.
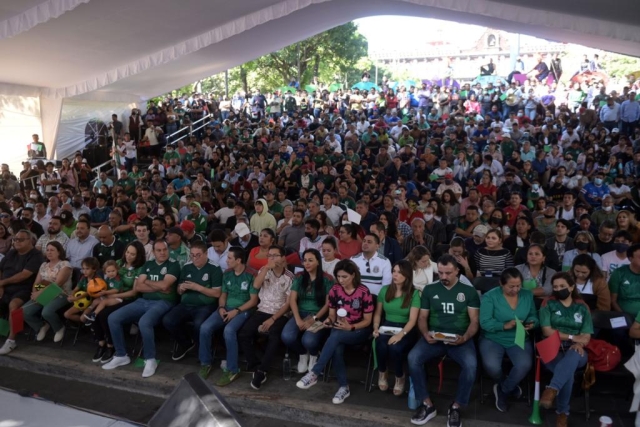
[350,252,392,296]
[601,251,630,280]
[320,204,344,226]
[207,243,230,271]
[66,235,99,269]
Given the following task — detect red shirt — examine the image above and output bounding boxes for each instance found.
[504,204,528,228]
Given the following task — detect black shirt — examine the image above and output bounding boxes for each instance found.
[0,248,45,294]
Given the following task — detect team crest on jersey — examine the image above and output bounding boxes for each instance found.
[373,266,380,273]
[241,281,249,290]
[160,267,167,275]
[574,312,583,323]
[456,293,465,302]
[202,274,209,281]
[352,298,361,309]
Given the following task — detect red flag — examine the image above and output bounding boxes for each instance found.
[536,331,561,364]
[11,308,24,334]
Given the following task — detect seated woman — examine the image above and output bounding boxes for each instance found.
[479,268,538,412]
[296,259,373,405]
[23,242,73,343]
[569,254,610,311]
[373,260,419,395]
[406,245,437,291]
[515,244,555,298]
[539,272,593,427]
[248,228,298,269]
[337,223,362,259]
[281,249,332,374]
[562,231,603,271]
[321,237,340,278]
[473,230,514,288]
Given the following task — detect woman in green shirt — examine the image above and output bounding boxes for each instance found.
[372,260,419,396]
[94,241,146,363]
[479,268,538,412]
[539,272,593,425]
[281,249,332,374]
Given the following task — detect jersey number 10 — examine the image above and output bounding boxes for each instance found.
[441,303,454,314]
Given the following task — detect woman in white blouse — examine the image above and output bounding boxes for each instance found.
[406,245,437,291]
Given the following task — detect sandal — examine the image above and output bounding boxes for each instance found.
[393,376,405,396]
[378,371,388,391]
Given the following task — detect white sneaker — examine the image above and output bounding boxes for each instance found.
[102,355,131,370]
[296,372,318,389]
[142,359,157,378]
[37,324,50,341]
[0,340,17,355]
[332,386,350,404]
[129,324,139,335]
[297,353,309,373]
[53,326,65,343]
[308,355,318,373]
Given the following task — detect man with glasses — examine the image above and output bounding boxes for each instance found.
[162,241,222,361]
[238,245,293,390]
[103,240,180,377]
[35,216,69,252]
[0,230,45,355]
[350,233,392,298]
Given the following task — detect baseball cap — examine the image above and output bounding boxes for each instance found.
[502,132,511,138]
[234,223,251,238]
[166,226,184,237]
[180,220,195,233]
[612,128,620,133]
[189,201,201,209]
[444,173,454,179]
[473,224,489,237]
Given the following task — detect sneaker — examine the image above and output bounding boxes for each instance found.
[216,369,240,387]
[102,355,131,370]
[101,347,115,364]
[410,404,437,425]
[199,365,212,380]
[129,324,139,335]
[37,324,50,341]
[447,404,462,427]
[0,340,17,355]
[332,386,350,404]
[510,385,523,399]
[142,359,157,378]
[296,372,318,389]
[308,355,318,373]
[83,313,96,325]
[171,341,195,361]
[297,353,309,373]
[251,370,267,390]
[92,345,106,362]
[493,383,508,412]
[53,326,65,343]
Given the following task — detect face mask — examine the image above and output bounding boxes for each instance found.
[221,183,228,189]
[576,174,583,180]
[544,214,555,219]
[425,214,434,221]
[603,206,612,212]
[532,184,540,191]
[553,288,571,301]
[614,243,630,253]
[575,241,589,251]
[157,208,165,216]
[517,113,523,117]
[616,182,623,187]
[304,232,314,239]
[594,178,603,185]
[444,179,453,185]
[167,149,173,153]
[490,218,500,225]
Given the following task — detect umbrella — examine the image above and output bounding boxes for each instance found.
[422,78,460,89]
[278,86,296,94]
[304,84,318,93]
[470,75,506,87]
[351,81,379,91]
[328,82,343,92]
[570,71,609,85]
[389,80,418,90]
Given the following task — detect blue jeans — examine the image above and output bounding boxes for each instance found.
[479,337,533,395]
[108,298,175,360]
[311,327,371,387]
[375,321,417,377]
[543,348,588,415]
[281,311,328,356]
[162,303,214,347]
[408,338,477,406]
[198,307,250,372]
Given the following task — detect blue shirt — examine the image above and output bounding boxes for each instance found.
[170,177,191,191]
[90,206,112,225]
[621,100,640,123]
[532,158,547,175]
[581,182,610,207]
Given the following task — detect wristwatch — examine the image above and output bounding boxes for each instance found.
[312,315,317,321]
[568,334,574,342]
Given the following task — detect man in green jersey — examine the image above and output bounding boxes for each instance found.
[162,241,222,361]
[166,227,189,267]
[103,240,180,378]
[408,254,480,427]
[198,247,258,386]
[609,243,640,357]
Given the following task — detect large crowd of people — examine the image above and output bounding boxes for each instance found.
[1,64,640,427]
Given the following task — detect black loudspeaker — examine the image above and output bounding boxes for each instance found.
[148,373,243,427]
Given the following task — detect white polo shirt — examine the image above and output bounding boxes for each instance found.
[350,252,392,296]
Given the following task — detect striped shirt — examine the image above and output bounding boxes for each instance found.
[350,253,392,296]
[473,248,514,277]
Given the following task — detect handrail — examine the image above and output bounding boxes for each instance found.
[167,113,212,144]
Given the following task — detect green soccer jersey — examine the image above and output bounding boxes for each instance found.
[291,273,334,314]
[421,281,480,336]
[186,214,208,234]
[117,260,143,297]
[77,277,89,292]
[169,243,190,268]
[379,285,420,324]
[539,299,593,336]
[180,260,223,306]
[106,277,123,292]
[139,259,181,302]
[222,268,257,309]
[609,265,640,315]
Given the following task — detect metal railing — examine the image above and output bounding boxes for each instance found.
[166,113,213,145]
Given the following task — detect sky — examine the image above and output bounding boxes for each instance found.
[355,16,545,53]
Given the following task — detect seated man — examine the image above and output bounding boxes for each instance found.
[162,241,222,361]
[198,247,258,386]
[102,240,180,378]
[408,254,480,427]
[238,245,293,390]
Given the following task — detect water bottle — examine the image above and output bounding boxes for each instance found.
[282,352,291,381]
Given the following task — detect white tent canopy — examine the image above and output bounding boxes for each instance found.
[1,0,639,167]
